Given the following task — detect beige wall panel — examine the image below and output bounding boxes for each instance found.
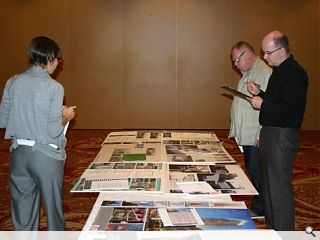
[0,0,319,129]
[0,1,69,96]
[177,0,234,129]
[283,0,319,129]
[123,0,177,128]
[230,0,284,50]
[228,0,285,122]
[68,1,124,128]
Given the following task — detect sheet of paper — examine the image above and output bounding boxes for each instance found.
[176,181,218,194]
[90,179,129,190]
[63,121,70,135]
[158,208,204,226]
[235,137,244,153]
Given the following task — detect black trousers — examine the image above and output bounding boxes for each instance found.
[259,126,300,230]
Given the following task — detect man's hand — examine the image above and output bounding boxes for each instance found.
[250,96,263,110]
[246,80,260,95]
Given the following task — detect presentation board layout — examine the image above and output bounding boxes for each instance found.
[97,130,234,164]
[83,193,255,231]
[169,163,257,195]
[102,130,220,145]
[71,162,257,195]
[71,162,166,192]
[93,142,235,164]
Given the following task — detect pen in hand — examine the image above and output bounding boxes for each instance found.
[246,81,261,95]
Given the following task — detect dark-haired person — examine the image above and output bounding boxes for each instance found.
[247,31,308,230]
[229,41,271,218]
[0,36,75,230]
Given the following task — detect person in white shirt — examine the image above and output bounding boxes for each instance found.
[229,41,272,217]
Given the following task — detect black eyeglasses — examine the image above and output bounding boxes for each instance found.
[263,47,282,55]
[232,50,246,63]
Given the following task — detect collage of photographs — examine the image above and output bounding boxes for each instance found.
[88,201,255,231]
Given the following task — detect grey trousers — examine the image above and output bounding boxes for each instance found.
[9,145,65,231]
[259,126,300,230]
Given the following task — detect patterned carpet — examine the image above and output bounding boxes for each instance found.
[0,129,319,231]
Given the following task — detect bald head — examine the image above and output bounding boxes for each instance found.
[262,31,290,66]
[263,31,289,53]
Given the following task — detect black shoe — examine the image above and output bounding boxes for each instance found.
[249,209,265,219]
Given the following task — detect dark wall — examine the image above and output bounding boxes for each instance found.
[0,0,319,129]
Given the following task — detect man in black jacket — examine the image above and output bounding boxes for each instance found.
[247,30,308,230]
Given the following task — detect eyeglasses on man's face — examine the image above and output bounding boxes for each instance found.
[263,47,282,55]
[232,50,246,63]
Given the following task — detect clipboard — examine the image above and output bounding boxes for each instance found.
[221,86,252,100]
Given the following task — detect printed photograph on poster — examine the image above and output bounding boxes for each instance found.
[90,207,147,231]
[176,181,218,195]
[71,176,163,192]
[93,144,162,163]
[143,208,255,231]
[165,143,235,163]
[169,164,257,195]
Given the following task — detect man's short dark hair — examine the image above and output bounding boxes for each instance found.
[27,36,61,67]
[273,34,289,53]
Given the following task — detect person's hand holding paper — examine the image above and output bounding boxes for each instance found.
[62,106,76,125]
[221,86,252,101]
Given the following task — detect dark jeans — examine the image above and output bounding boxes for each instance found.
[242,145,264,215]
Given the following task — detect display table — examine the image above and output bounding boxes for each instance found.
[71,130,259,232]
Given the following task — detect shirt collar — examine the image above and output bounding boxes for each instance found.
[274,54,293,72]
[27,65,51,78]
